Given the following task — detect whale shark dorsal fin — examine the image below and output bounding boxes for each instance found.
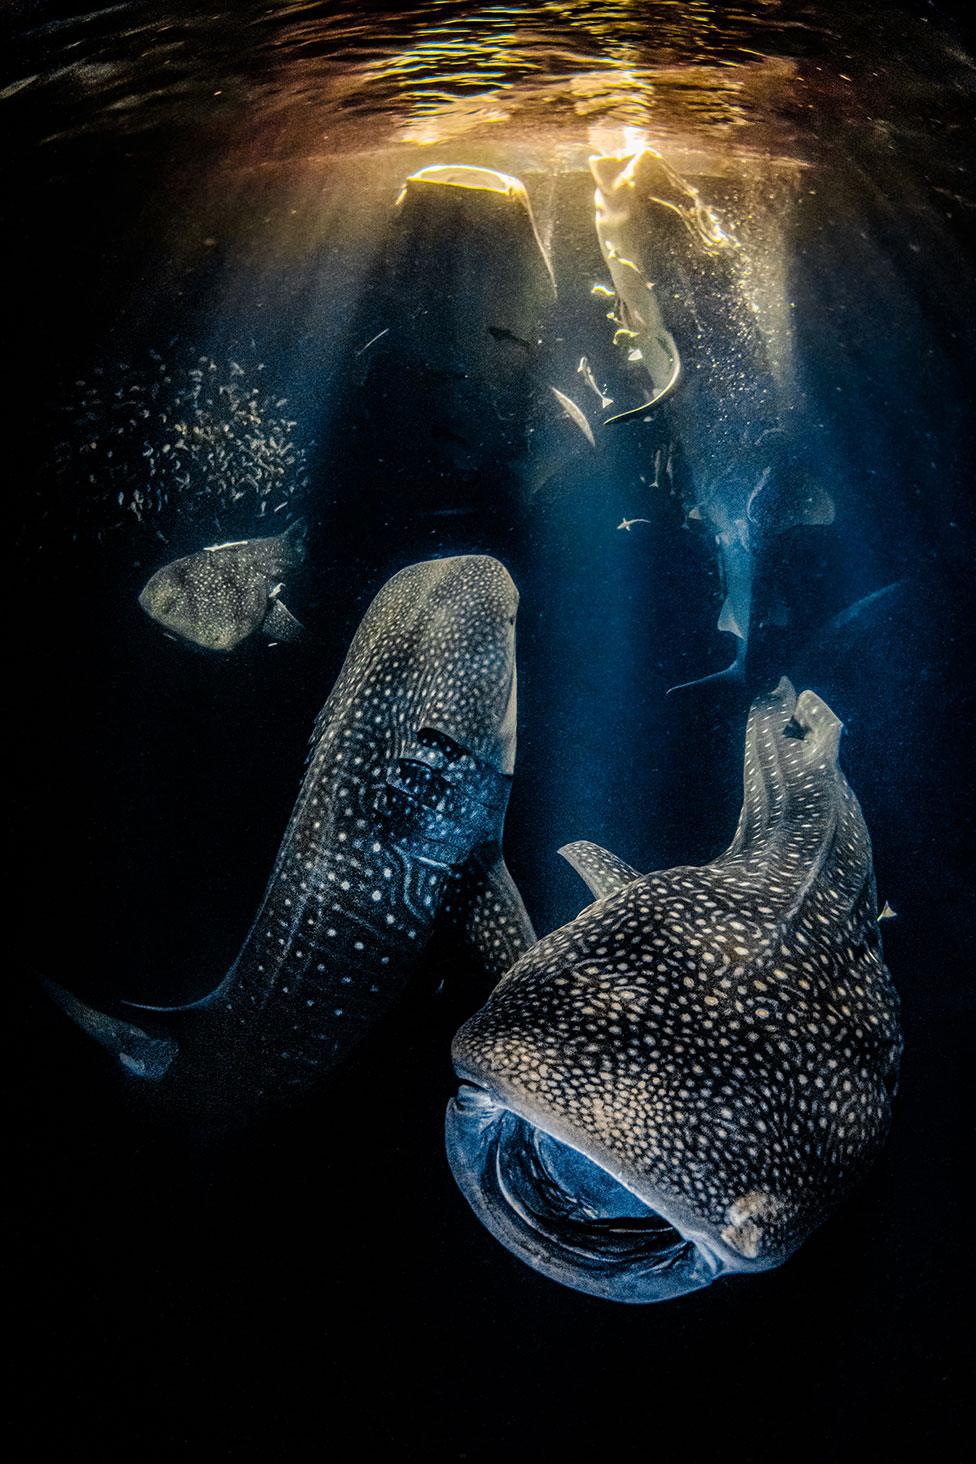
[43,979,177,1082]
[558,841,641,901]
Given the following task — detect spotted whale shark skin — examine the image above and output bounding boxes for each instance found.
[138,519,308,652]
[52,554,534,1120]
[446,679,902,1303]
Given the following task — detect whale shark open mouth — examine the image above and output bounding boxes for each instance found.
[446,1082,721,1303]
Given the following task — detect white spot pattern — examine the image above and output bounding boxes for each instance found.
[453,679,902,1266]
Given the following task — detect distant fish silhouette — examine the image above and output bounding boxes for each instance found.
[447,679,902,1303]
[50,556,534,1120]
[487,325,536,353]
[138,520,307,651]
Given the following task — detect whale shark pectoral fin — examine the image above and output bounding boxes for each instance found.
[602,342,681,426]
[602,399,662,427]
[717,593,747,642]
[558,841,641,901]
[120,969,231,1016]
[451,850,537,985]
[261,598,306,643]
[666,648,746,695]
[43,979,177,1082]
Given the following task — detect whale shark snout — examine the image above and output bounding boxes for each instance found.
[397,555,519,776]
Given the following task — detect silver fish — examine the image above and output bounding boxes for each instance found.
[446,679,901,1303]
[576,356,613,412]
[138,520,307,651]
[49,555,534,1119]
[549,386,595,448]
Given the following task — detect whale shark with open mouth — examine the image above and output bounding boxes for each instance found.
[50,555,534,1121]
[446,679,901,1302]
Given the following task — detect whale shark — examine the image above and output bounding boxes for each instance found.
[51,555,534,1120]
[446,679,902,1303]
[139,519,308,651]
[590,148,834,686]
[590,149,720,425]
[675,446,836,689]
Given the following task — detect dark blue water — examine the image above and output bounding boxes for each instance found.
[7,2,972,1456]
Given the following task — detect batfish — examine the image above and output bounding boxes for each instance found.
[446,679,901,1302]
[51,555,535,1120]
[138,519,307,651]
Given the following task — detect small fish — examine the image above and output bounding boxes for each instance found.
[549,387,595,448]
[577,356,613,411]
[617,517,653,531]
[138,520,307,651]
[355,327,390,357]
[487,326,536,353]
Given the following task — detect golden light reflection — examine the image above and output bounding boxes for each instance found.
[82,0,809,427]
[350,0,799,158]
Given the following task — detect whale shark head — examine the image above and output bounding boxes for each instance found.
[446,681,902,1303]
[335,553,519,778]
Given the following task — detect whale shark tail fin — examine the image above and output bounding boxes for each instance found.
[43,978,177,1082]
[726,677,846,860]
